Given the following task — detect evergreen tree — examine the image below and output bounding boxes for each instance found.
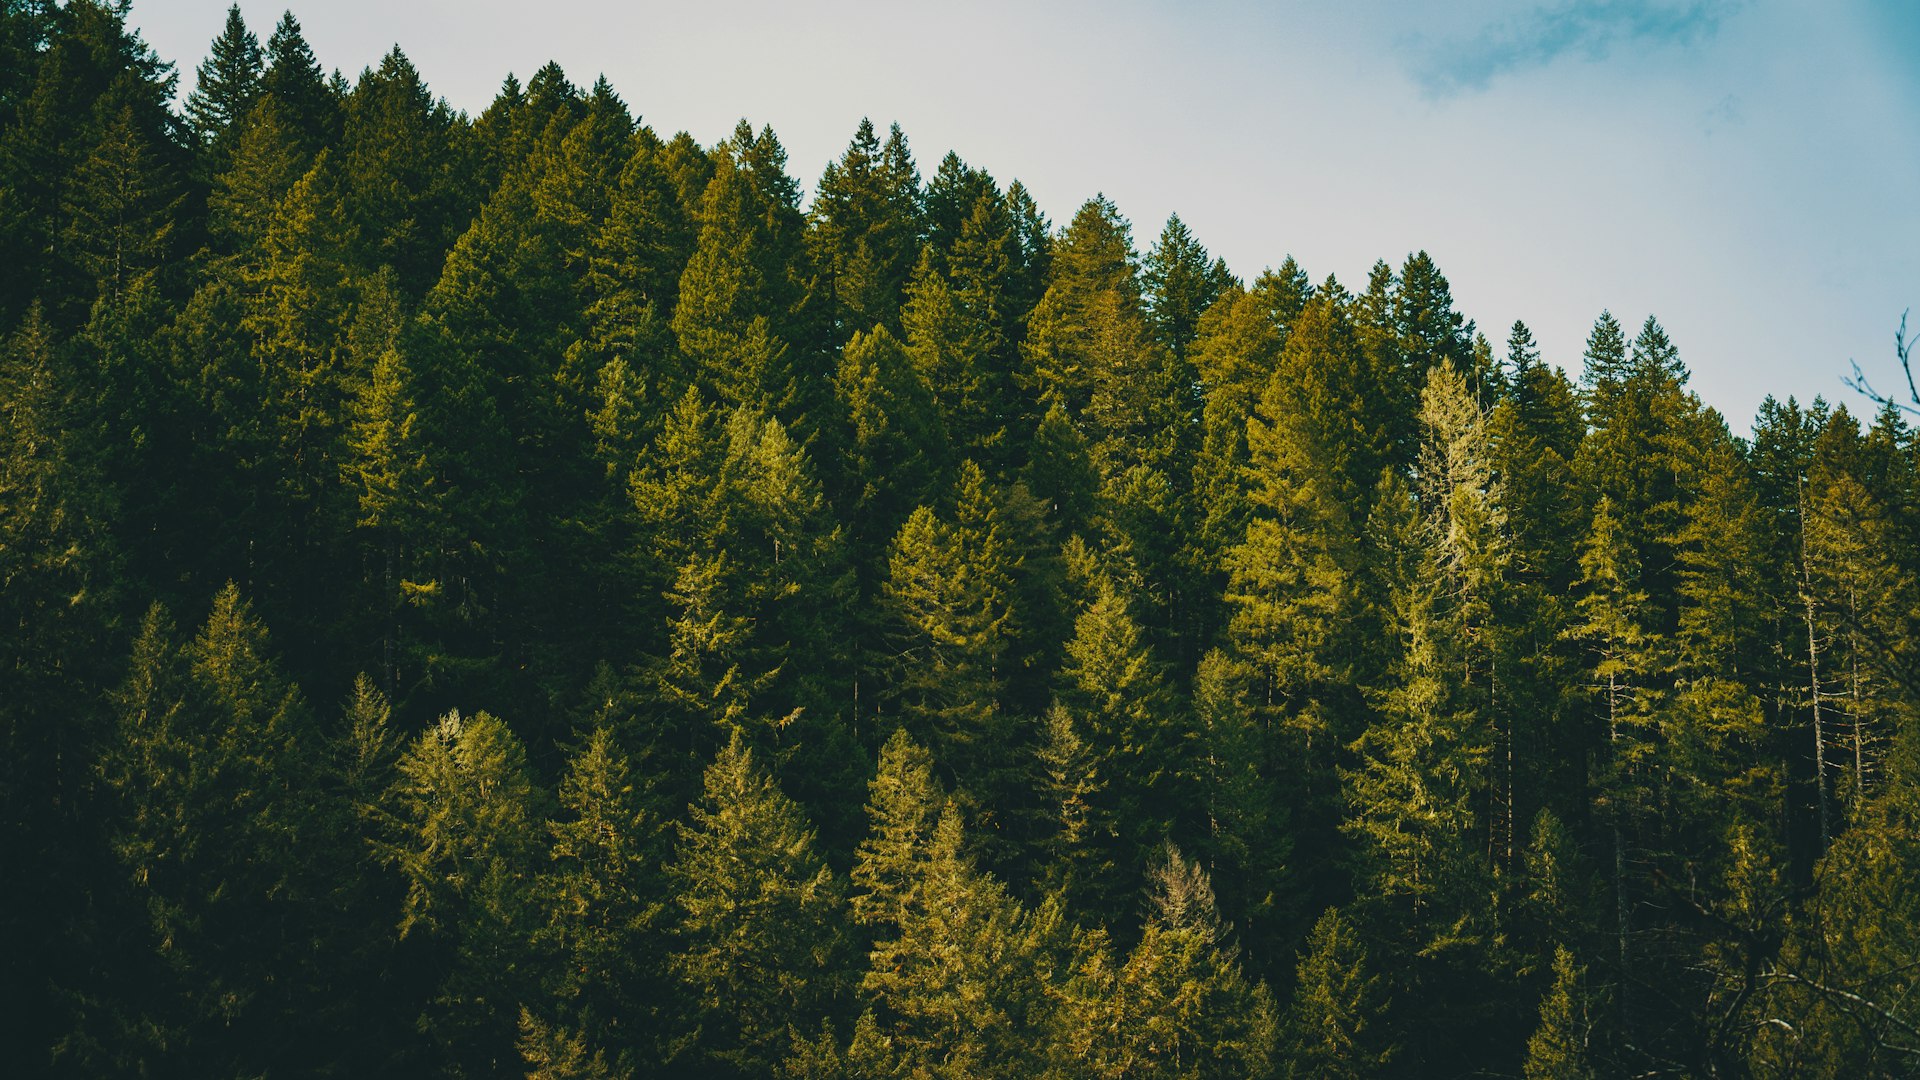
[1563,498,1665,990]
[1058,845,1278,1079]
[880,463,1023,834]
[259,11,339,152]
[1282,908,1394,1079]
[672,123,825,438]
[1046,571,1179,915]
[667,730,845,1077]
[536,725,666,1073]
[832,324,947,566]
[340,47,463,295]
[185,5,262,167]
[1524,946,1598,1080]
[100,588,354,1076]
[386,708,545,1077]
[861,804,1048,1079]
[809,118,922,336]
[61,103,181,309]
[1142,212,1234,359]
[850,728,944,932]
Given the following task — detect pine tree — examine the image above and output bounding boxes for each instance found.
[385,708,546,1077]
[1184,650,1288,966]
[1030,703,1115,911]
[631,395,855,804]
[61,102,181,309]
[809,118,923,336]
[1142,212,1234,359]
[1283,907,1394,1079]
[1524,946,1598,1080]
[861,803,1048,1079]
[185,5,262,167]
[536,725,665,1072]
[260,11,338,152]
[833,325,947,565]
[672,123,824,438]
[1563,498,1664,987]
[100,588,350,1076]
[1225,355,1360,754]
[1046,571,1179,915]
[880,463,1023,832]
[902,240,1013,464]
[851,728,944,932]
[340,47,462,295]
[667,729,845,1077]
[0,310,119,985]
[1112,846,1280,1078]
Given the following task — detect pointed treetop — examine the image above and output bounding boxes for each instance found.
[186,4,262,143]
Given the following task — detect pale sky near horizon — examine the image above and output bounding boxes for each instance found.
[128,0,1920,431]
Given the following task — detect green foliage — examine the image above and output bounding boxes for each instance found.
[1283,907,1393,1079]
[880,463,1023,827]
[1524,946,1597,1080]
[8,14,1920,1078]
[386,707,544,1075]
[861,804,1048,1079]
[668,729,845,1077]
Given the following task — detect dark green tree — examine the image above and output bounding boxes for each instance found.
[667,729,846,1078]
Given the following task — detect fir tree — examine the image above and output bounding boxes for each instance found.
[1142,212,1234,359]
[850,728,944,932]
[185,5,262,163]
[260,11,338,151]
[880,463,1023,833]
[1283,907,1394,1079]
[667,730,845,1077]
[536,725,665,1072]
[1524,946,1598,1080]
[809,118,923,336]
[861,804,1047,1079]
[385,707,545,1077]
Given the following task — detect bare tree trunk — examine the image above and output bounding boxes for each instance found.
[1799,477,1834,851]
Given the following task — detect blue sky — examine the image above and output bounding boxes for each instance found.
[129,0,1920,429]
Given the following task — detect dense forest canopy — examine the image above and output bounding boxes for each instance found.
[3,3,1918,1077]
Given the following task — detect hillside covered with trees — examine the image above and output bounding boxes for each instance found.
[3,4,1919,1077]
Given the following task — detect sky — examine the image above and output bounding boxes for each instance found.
[127,0,1920,430]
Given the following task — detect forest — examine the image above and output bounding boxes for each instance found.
[2,3,1918,1077]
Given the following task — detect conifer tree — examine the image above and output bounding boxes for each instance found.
[1190,283,1284,567]
[809,119,923,336]
[880,463,1023,832]
[631,394,854,803]
[1225,355,1360,755]
[386,707,545,1077]
[861,804,1047,1079]
[851,728,944,932]
[902,238,1014,464]
[185,5,262,167]
[1563,498,1664,987]
[61,103,181,309]
[340,47,462,294]
[667,730,845,1077]
[1142,212,1234,360]
[536,725,665,1073]
[1524,946,1598,1080]
[1046,571,1179,914]
[1283,907,1394,1080]
[833,324,947,565]
[100,588,352,1076]
[260,11,338,152]
[672,123,825,437]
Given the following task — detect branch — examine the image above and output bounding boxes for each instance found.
[1845,309,1918,415]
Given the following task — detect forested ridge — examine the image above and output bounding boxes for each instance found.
[4,3,1918,1077]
